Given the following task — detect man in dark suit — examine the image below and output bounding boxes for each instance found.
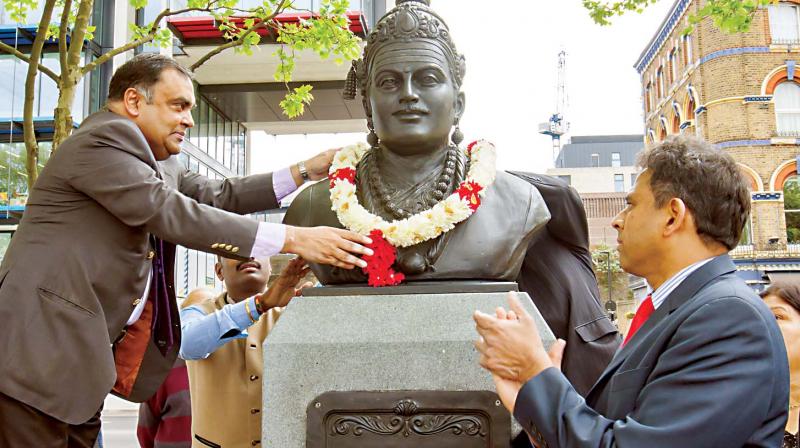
[0,53,372,447]
[510,172,620,396]
[475,135,789,447]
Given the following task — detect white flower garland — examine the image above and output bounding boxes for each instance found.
[328,140,497,248]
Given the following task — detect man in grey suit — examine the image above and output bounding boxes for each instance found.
[0,53,372,447]
[475,135,790,447]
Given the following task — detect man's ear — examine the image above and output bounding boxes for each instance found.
[663,197,688,237]
[215,262,224,282]
[122,87,143,117]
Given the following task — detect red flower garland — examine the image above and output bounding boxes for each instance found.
[329,167,356,188]
[456,181,483,212]
[361,229,405,287]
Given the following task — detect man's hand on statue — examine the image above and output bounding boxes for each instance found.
[304,148,339,181]
[474,292,554,383]
[259,257,310,310]
[283,226,373,269]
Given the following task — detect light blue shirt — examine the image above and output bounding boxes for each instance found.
[648,257,714,309]
[179,295,261,360]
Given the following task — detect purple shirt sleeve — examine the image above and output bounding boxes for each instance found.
[252,222,286,258]
[272,166,298,202]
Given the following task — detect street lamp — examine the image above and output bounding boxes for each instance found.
[598,249,616,322]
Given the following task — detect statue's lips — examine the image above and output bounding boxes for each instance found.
[393,110,429,121]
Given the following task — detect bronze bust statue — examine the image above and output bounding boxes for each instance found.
[284,0,551,284]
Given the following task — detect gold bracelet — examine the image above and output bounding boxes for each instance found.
[244,300,257,324]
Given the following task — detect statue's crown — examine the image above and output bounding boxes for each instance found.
[343,0,465,100]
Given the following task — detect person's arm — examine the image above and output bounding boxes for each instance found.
[179,294,261,360]
[175,148,339,213]
[69,123,371,267]
[512,297,779,447]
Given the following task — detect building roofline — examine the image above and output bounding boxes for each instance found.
[634,0,690,75]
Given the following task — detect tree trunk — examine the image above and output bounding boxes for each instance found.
[52,80,77,151]
[22,0,58,190]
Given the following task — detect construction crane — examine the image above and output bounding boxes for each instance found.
[539,50,569,166]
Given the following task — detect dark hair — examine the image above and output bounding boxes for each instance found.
[760,281,800,314]
[637,134,750,250]
[107,53,193,103]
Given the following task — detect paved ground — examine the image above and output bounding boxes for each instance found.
[101,412,139,448]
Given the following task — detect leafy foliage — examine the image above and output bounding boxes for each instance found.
[784,177,800,243]
[583,0,779,34]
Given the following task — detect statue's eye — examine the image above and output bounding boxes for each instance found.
[377,77,398,89]
[419,74,440,86]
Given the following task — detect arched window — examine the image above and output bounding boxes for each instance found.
[671,113,681,134]
[775,81,800,136]
[669,48,678,85]
[656,67,664,99]
[657,119,667,141]
[686,92,696,121]
[785,175,800,243]
[682,34,693,66]
[645,83,652,113]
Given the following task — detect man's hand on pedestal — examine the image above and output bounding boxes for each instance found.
[283,226,373,270]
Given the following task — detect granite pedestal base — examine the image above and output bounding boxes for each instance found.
[262,284,555,447]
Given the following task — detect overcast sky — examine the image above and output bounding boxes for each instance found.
[251,0,676,174]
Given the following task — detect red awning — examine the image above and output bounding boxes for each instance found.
[168,11,367,45]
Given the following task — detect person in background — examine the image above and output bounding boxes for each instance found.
[137,358,192,448]
[179,255,310,447]
[761,282,800,448]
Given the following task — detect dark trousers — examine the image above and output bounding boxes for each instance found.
[0,391,101,448]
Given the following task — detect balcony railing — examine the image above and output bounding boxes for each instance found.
[729,243,800,259]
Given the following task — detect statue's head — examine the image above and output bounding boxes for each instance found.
[344,0,466,155]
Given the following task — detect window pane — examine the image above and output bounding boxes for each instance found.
[784,176,800,242]
[775,82,800,135]
[611,152,621,167]
[769,4,800,43]
[614,174,624,193]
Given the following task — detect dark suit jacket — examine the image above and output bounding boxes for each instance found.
[0,111,279,424]
[510,172,620,395]
[513,255,790,447]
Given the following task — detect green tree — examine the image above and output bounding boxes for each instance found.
[591,244,630,305]
[583,0,778,33]
[0,0,360,189]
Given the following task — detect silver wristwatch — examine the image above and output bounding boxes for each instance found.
[297,161,310,181]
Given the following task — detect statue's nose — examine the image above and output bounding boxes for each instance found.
[400,77,419,104]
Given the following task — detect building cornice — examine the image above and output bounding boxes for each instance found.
[635,0,691,74]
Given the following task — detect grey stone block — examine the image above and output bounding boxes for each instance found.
[262,290,555,447]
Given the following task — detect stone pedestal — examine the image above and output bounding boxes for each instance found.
[262,283,555,447]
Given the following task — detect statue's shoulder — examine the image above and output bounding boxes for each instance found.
[481,170,551,233]
[283,179,339,228]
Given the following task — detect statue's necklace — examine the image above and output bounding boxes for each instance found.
[328,140,497,286]
[365,145,461,220]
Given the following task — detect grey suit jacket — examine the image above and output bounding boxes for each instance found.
[0,111,279,424]
[513,254,789,447]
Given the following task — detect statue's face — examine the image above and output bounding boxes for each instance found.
[367,41,464,155]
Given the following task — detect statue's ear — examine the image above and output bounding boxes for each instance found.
[455,91,466,121]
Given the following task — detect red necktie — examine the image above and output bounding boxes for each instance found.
[622,294,654,347]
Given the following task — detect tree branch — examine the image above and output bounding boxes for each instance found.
[0,42,59,82]
[81,5,221,75]
[189,0,290,72]
[58,0,73,79]
[65,0,93,76]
